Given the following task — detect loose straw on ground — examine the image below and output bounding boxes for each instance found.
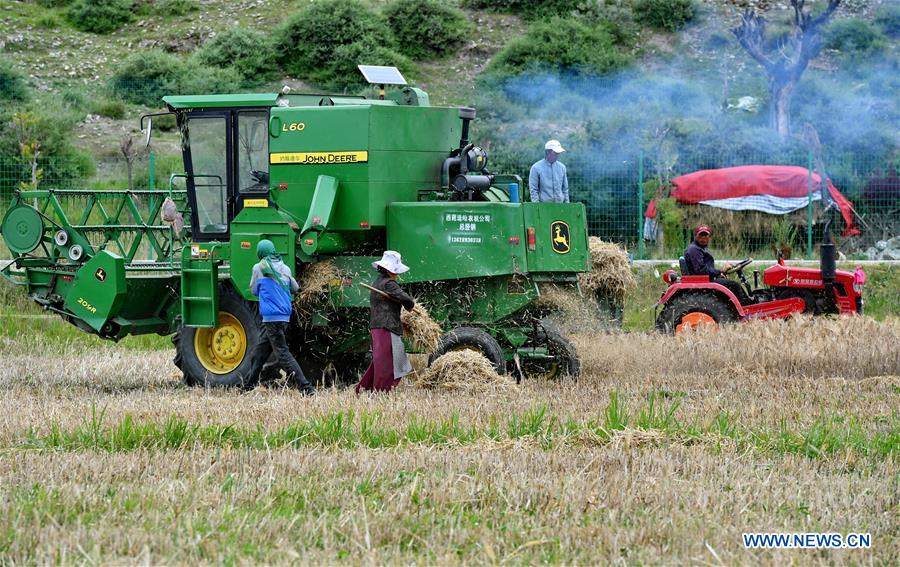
[417,350,515,392]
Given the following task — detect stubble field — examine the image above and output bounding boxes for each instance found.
[0,316,897,564]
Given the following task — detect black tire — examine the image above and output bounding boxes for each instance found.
[171,328,195,386]
[177,288,265,388]
[428,327,507,376]
[517,325,581,381]
[655,292,736,334]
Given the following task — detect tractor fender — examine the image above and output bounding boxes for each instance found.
[658,282,744,318]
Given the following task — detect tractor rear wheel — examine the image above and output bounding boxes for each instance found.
[656,293,736,335]
[428,327,507,375]
[177,289,264,388]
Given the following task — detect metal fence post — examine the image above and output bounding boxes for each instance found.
[807,151,813,258]
[637,151,644,260]
[148,150,155,191]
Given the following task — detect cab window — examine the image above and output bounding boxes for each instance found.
[237,111,269,192]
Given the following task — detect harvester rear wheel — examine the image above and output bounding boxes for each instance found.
[518,326,581,381]
[428,327,506,376]
[177,290,264,388]
[656,293,735,335]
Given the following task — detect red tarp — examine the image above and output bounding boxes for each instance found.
[647,166,859,236]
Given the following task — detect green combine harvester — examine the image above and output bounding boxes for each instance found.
[1,67,594,387]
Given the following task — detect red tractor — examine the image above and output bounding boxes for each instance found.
[656,216,865,334]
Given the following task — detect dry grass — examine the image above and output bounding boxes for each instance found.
[401,300,444,353]
[415,350,515,392]
[0,315,896,564]
[579,236,637,302]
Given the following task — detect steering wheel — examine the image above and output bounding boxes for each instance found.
[724,257,753,275]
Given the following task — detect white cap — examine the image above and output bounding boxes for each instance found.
[372,250,410,274]
[545,139,566,153]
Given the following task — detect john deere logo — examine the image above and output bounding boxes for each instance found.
[95,268,106,282]
[551,221,570,254]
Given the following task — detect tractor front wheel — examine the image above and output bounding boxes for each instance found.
[177,289,264,388]
[656,293,736,335]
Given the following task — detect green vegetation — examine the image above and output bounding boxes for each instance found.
[874,4,900,38]
[0,57,29,103]
[91,98,126,120]
[633,0,695,32]
[487,17,630,77]
[66,0,134,34]
[155,0,199,17]
[384,0,471,59]
[194,27,276,83]
[16,396,896,460]
[110,49,240,106]
[825,18,886,54]
[273,0,409,91]
[462,0,584,19]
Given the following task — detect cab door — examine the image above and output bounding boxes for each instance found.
[183,112,233,242]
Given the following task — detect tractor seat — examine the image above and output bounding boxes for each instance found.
[678,256,689,275]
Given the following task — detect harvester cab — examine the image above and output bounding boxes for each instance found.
[2,66,597,389]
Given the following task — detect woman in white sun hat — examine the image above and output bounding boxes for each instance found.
[355,251,415,393]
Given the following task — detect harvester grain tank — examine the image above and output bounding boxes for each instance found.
[1,67,592,387]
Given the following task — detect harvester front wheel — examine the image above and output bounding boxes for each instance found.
[656,293,735,335]
[428,327,507,376]
[177,290,264,388]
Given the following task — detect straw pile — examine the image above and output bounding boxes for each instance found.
[578,237,636,302]
[401,300,443,352]
[417,350,515,392]
[296,260,338,305]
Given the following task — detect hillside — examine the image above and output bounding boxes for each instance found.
[1,0,897,254]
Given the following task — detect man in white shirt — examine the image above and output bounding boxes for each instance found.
[529,139,569,203]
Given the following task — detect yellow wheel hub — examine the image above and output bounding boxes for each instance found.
[194,312,247,374]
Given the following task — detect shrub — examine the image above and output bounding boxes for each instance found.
[273,0,408,90]
[37,0,72,6]
[110,50,240,106]
[633,0,694,32]
[194,27,275,82]
[383,0,470,59]
[874,4,900,38]
[110,50,184,105]
[461,0,583,19]
[0,57,29,102]
[825,18,886,54]
[487,17,630,77]
[36,14,62,29]
[67,0,133,34]
[92,99,127,119]
[156,0,199,17]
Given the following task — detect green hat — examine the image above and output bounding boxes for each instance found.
[257,239,277,260]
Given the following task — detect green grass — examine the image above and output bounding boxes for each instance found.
[16,395,897,460]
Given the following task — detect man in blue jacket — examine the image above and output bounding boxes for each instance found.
[248,239,315,394]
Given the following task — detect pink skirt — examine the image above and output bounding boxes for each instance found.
[355,328,406,394]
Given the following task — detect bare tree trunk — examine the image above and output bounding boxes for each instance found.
[771,79,795,139]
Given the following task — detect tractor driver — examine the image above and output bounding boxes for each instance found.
[684,225,751,305]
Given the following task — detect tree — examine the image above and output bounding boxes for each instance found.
[732,0,842,139]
